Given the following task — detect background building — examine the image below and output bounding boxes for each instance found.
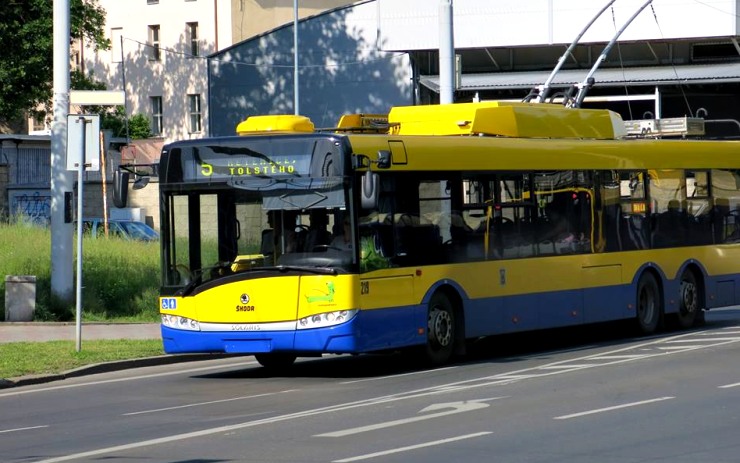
[209,0,412,135]
[8,0,739,225]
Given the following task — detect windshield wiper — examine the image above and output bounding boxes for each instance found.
[258,265,338,275]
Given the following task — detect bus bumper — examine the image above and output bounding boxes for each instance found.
[160,318,360,355]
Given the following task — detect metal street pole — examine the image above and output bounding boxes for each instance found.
[74,117,89,352]
[294,0,299,115]
[439,0,455,104]
[51,0,75,304]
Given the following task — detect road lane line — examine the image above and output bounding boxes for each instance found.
[316,400,493,437]
[719,382,740,389]
[553,397,674,420]
[340,366,458,384]
[332,432,492,462]
[0,360,258,398]
[539,364,598,369]
[667,338,740,343]
[123,390,296,416]
[589,355,648,360]
[0,425,49,434]
[26,327,740,462]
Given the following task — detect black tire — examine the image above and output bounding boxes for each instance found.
[636,272,661,334]
[254,353,297,370]
[675,269,700,329]
[425,292,456,365]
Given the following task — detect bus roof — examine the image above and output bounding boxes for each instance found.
[235,102,627,140]
[386,101,627,139]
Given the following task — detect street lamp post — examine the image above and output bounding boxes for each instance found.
[294,0,299,115]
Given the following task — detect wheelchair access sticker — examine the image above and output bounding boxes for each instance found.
[161,298,177,310]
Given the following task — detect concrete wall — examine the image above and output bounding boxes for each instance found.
[81,179,160,230]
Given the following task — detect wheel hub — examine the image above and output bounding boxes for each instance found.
[429,309,452,347]
[681,281,697,314]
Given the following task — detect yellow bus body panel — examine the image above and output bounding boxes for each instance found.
[160,275,357,323]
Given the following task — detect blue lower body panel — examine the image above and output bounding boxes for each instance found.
[161,307,422,355]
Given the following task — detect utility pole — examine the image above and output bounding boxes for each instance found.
[51,0,74,304]
[439,0,455,104]
[294,0,300,115]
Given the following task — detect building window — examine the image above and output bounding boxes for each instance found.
[148,25,160,61]
[187,22,199,57]
[188,94,202,133]
[150,96,163,135]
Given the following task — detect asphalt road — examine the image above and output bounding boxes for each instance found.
[2,307,739,463]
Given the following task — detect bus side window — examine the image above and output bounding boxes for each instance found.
[619,171,650,250]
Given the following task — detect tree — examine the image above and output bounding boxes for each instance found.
[0,0,110,125]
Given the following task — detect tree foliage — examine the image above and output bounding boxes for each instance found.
[0,0,110,122]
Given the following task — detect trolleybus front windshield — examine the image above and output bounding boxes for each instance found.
[160,137,354,293]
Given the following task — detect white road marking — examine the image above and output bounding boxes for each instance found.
[589,355,649,360]
[666,338,740,343]
[316,400,494,437]
[657,346,702,350]
[0,425,49,434]
[553,397,674,420]
[539,364,598,370]
[718,382,740,389]
[123,390,296,416]
[341,366,458,384]
[331,432,492,462]
[0,360,258,398]
[24,325,740,462]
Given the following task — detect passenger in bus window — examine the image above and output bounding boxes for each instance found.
[269,211,298,254]
[304,210,332,251]
[331,216,353,251]
[542,203,574,244]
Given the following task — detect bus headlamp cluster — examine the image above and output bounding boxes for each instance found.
[161,314,201,331]
[297,309,357,330]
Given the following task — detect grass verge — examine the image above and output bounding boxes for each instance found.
[0,339,164,379]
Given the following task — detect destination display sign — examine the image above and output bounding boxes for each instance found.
[188,144,313,180]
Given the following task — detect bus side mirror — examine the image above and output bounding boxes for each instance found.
[377,150,391,169]
[113,169,129,208]
[133,176,150,190]
[361,171,379,210]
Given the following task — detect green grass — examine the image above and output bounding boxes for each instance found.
[0,221,170,381]
[0,339,165,379]
[0,221,160,321]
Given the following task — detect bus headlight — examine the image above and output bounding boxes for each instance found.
[161,314,201,331]
[297,309,357,330]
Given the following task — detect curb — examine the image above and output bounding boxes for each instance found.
[0,353,233,389]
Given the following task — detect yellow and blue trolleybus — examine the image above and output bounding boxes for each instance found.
[117,101,740,368]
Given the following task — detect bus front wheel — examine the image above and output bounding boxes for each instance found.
[675,269,701,329]
[636,272,661,334]
[426,292,456,364]
[255,353,296,370]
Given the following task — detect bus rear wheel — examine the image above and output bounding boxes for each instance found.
[675,269,700,329]
[255,353,297,370]
[636,272,661,334]
[426,292,456,365]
